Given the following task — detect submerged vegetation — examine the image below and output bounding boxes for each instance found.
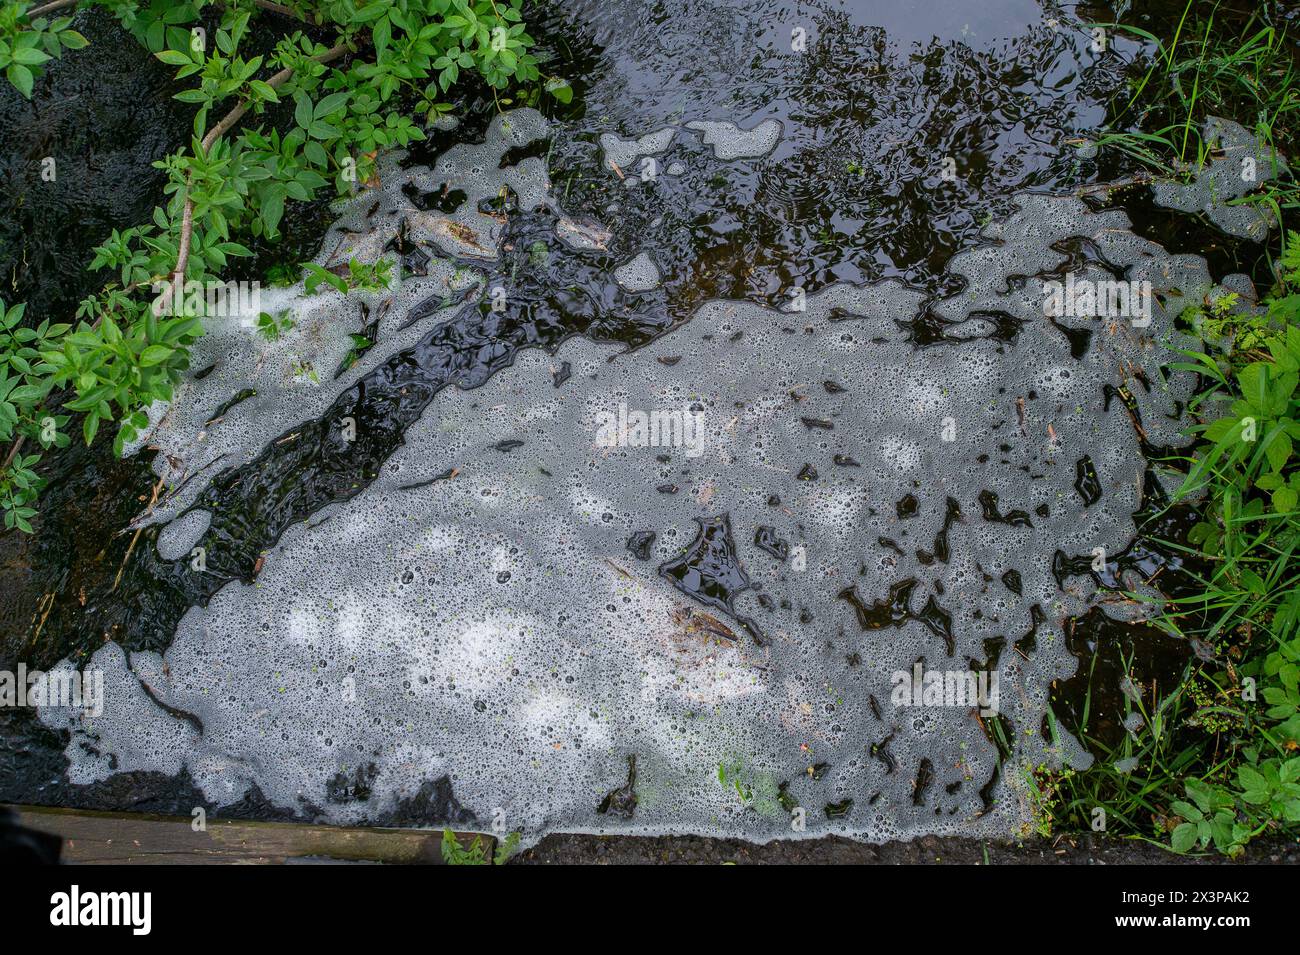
[0,0,566,531]
[1056,0,1300,857]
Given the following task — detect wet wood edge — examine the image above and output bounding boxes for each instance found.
[6,804,497,865]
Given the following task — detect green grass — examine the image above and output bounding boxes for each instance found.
[1056,1,1300,856]
[1096,1,1300,254]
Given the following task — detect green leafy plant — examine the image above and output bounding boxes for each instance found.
[1170,756,1300,857]
[440,828,489,865]
[439,828,520,865]
[717,758,787,818]
[338,332,372,373]
[0,2,88,98]
[1073,279,1300,857]
[718,760,753,803]
[303,256,392,295]
[1173,322,1300,522]
[256,308,294,341]
[1,0,573,532]
[494,831,520,864]
[289,357,318,383]
[1060,0,1300,858]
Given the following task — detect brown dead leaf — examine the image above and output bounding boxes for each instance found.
[671,606,738,643]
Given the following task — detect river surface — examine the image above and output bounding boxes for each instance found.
[0,1,1276,840]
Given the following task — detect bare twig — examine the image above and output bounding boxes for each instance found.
[26,0,79,19]
[111,473,166,592]
[1074,173,1155,196]
[169,40,352,294]
[247,0,304,18]
[1,436,21,473]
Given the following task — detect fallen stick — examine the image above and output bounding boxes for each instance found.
[111,474,167,593]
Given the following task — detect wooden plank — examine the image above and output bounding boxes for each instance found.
[7,804,495,865]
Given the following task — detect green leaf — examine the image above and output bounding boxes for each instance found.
[1184,779,1214,815]
[6,64,34,99]
[294,91,314,130]
[304,141,328,167]
[139,345,175,367]
[1203,416,1240,442]
[8,384,48,405]
[12,47,53,67]
[1171,823,1198,853]
[248,80,278,102]
[315,91,350,118]
[261,191,285,235]
[112,422,133,458]
[1238,568,1266,595]
[545,79,573,104]
[373,17,391,53]
[144,20,165,52]
[1238,764,1267,794]
[1264,430,1293,472]
[1237,363,1269,411]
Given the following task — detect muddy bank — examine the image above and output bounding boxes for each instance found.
[513,831,1300,865]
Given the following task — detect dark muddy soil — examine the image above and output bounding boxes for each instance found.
[513,832,1300,865]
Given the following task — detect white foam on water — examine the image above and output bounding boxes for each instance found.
[1152,117,1286,241]
[599,127,676,171]
[39,114,1229,845]
[686,119,783,160]
[613,251,661,292]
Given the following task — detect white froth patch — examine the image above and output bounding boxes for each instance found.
[433,616,530,694]
[613,252,662,292]
[567,483,622,526]
[599,127,676,171]
[36,112,1220,845]
[519,691,612,749]
[686,119,783,160]
[37,644,198,784]
[639,640,768,709]
[803,483,872,535]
